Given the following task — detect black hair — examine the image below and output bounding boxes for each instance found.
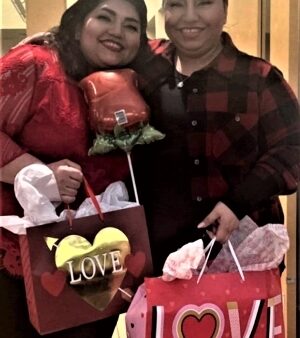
[50,0,148,81]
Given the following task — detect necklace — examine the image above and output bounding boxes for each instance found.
[174,42,223,88]
[174,68,189,88]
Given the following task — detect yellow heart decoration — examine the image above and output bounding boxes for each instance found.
[55,227,130,311]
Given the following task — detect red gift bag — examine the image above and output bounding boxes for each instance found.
[143,269,284,338]
[126,239,285,338]
[19,179,152,335]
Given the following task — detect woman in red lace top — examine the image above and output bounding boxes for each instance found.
[0,0,148,337]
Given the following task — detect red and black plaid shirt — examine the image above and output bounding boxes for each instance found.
[133,33,300,268]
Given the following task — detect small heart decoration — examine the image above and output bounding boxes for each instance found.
[125,251,146,277]
[41,270,66,297]
[181,312,217,338]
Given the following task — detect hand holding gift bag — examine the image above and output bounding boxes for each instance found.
[9,68,164,335]
[12,165,152,335]
[126,219,288,338]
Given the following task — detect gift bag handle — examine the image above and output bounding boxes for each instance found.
[82,176,104,221]
[66,176,104,226]
[197,238,245,284]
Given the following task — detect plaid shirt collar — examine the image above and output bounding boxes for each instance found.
[156,32,242,81]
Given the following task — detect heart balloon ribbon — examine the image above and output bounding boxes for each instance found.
[80,69,165,203]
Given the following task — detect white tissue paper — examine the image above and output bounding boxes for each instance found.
[75,180,137,218]
[228,223,289,272]
[162,239,205,281]
[0,163,138,235]
[14,163,62,224]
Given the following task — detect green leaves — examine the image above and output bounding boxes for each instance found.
[89,124,165,155]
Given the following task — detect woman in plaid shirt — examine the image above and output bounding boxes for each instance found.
[133,0,300,273]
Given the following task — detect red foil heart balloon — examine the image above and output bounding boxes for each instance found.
[80,69,150,133]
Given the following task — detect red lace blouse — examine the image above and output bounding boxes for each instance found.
[0,44,129,276]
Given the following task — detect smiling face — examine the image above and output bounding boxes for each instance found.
[163,0,227,59]
[79,0,141,68]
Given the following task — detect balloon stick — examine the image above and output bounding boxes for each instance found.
[126,152,139,204]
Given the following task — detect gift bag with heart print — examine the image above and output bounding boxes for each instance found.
[19,178,152,335]
[126,237,285,338]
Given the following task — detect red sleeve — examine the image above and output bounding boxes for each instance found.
[148,38,171,55]
[0,45,38,167]
[222,66,300,217]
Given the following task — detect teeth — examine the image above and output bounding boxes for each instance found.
[182,28,200,33]
[102,41,122,50]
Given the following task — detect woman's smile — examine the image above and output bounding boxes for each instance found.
[80,0,141,68]
[164,0,227,59]
[179,27,204,38]
[100,39,124,52]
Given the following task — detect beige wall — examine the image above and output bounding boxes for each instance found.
[270,0,290,78]
[1,0,26,29]
[225,0,260,56]
[271,1,299,337]
[145,0,161,21]
[1,0,26,55]
[145,0,166,39]
[66,0,76,7]
[25,0,65,35]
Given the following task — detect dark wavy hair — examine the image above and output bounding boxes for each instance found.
[48,0,148,80]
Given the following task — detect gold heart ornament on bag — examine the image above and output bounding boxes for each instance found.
[48,227,130,311]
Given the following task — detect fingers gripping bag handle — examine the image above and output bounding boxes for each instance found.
[197,238,245,284]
